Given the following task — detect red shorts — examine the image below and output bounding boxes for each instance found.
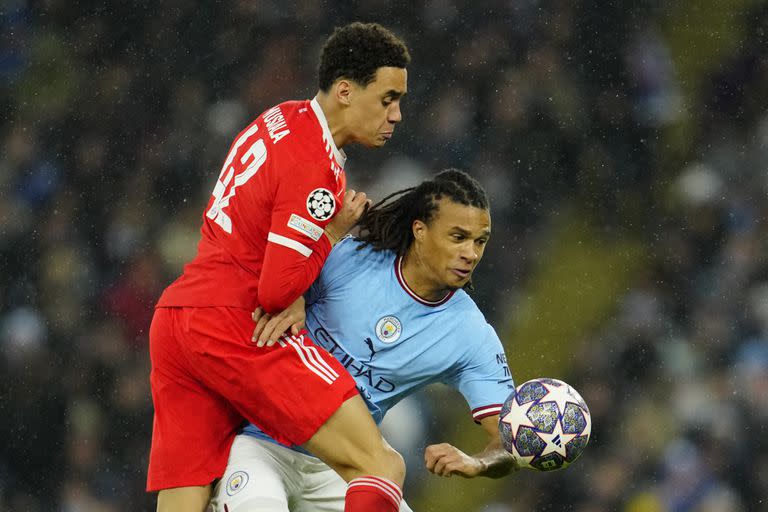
[146,306,358,491]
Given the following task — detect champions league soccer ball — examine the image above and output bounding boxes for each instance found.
[499,378,591,471]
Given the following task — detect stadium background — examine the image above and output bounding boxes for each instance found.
[2,0,768,510]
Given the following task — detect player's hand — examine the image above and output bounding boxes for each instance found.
[424,443,484,478]
[325,189,371,242]
[252,296,306,347]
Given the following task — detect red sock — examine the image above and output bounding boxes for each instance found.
[345,476,402,512]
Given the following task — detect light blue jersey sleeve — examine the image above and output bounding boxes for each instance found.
[443,323,514,424]
[305,236,360,306]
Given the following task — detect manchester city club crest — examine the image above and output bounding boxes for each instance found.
[226,471,249,496]
[375,315,402,343]
[306,188,336,221]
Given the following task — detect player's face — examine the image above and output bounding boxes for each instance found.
[348,67,408,147]
[413,199,491,290]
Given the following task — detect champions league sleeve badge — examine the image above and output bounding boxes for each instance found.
[375,316,402,343]
[306,188,336,221]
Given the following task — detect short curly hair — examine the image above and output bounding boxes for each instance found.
[318,22,410,92]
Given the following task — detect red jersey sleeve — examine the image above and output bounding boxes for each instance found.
[257,158,344,313]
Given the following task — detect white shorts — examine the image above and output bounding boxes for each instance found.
[209,435,415,512]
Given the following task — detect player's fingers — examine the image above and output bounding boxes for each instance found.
[252,307,265,322]
[441,457,463,477]
[342,191,362,210]
[252,312,271,339]
[273,317,297,344]
[424,451,437,472]
[441,463,459,477]
[335,193,360,220]
[263,307,305,345]
[424,446,447,472]
[259,314,289,345]
[428,446,460,475]
[426,443,451,455]
[260,315,282,342]
[252,313,273,345]
[432,455,450,476]
[350,191,367,207]
[349,196,369,221]
[290,319,305,336]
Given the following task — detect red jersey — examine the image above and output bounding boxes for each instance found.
[157,99,347,313]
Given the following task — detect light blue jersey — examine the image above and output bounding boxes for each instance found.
[242,237,513,449]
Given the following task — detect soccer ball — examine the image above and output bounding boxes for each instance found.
[499,378,591,471]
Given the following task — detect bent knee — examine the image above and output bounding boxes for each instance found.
[382,445,406,483]
[348,443,405,485]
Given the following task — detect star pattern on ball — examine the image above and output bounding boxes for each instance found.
[540,381,582,416]
[498,378,591,471]
[537,419,578,458]
[501,398,536,435]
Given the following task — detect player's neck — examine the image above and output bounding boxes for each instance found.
[401,251,451,303]
[315,92,349,149]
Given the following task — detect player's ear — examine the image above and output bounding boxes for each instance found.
[412,220,426,242]
[334,79,352,106]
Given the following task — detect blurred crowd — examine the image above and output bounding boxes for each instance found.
[1,0,767,510]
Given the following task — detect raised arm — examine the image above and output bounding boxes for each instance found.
[257,189,369,313]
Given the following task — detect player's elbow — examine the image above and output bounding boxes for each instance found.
[257,283,300,315]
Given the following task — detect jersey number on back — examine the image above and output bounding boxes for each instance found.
[206,124,267,234]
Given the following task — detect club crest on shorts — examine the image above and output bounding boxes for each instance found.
[306,188,336,221]
[226,471,249,496]
[375,315,402,343]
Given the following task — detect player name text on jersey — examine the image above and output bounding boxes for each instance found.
[263,105,291,143]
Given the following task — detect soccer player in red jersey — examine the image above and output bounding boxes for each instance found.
[147,23,410,512]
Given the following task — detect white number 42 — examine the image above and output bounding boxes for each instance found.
[206,124,268,234]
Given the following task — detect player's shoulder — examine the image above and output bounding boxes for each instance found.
[448,289,482,315]
[322,238,396,279]
[259,100,338,181]
[448,291,496,334]
[450,305,502,360]
[266,99,312,125]
[328,237,393,268]
[260,99,309,118]
[255,99,315,149]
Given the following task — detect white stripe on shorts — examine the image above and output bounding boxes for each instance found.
[297,336,339,379]
[285,335,337,385]
[290,335,338,382]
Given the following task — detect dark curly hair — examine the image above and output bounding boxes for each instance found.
[318,22,410,91]
[356,169,489,257]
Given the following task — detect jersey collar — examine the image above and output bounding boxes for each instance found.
[394,256,455,307]
[310,97,347,168]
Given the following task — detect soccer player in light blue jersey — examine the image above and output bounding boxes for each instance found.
[209,169,517,512]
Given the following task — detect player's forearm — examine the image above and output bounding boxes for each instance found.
[258,236,331,313]
[473,440,517,478]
